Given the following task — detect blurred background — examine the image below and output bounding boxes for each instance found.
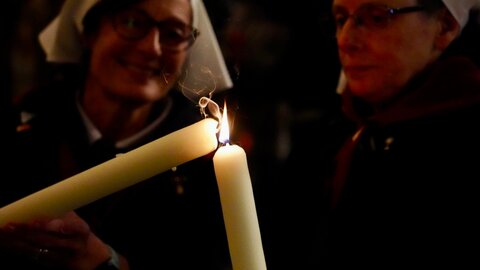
[1,0,341,190]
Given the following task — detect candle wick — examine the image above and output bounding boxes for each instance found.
[219,141,230,147]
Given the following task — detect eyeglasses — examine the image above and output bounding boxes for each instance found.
[111,9,200,52]
[333,4,426,32]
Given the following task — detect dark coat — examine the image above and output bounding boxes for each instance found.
[263,56,480,269]
[325,56,480,267]
[0,76,231,270]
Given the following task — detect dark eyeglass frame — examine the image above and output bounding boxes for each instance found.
[111,9,200,52]
[333,4,426,32]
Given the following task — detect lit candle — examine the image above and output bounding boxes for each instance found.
[213,103,267,270]
[0,118,218,226]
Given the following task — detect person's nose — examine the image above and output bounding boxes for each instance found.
[336,18,362,53]
[136,28,162,55]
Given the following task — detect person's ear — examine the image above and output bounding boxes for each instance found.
[434,9,461,50]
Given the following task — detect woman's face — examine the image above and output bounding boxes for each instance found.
[333,0,444,104]
[86,0,192,103]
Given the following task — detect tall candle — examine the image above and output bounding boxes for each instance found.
[213,104,267,270]
[0,118,218,226]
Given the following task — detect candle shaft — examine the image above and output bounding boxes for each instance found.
[213,144,267,270]
[0,118,218,226]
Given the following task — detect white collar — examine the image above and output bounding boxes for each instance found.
[76,94,173,149]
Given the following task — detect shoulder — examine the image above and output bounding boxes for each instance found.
[15,74,80,127]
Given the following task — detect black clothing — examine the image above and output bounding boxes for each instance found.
[1,77,231,270]
[324,56,480,267]
[263,56,480,269]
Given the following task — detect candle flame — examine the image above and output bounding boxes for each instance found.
[219,102,230,145]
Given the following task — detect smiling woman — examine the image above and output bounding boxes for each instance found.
[0,0,234,269]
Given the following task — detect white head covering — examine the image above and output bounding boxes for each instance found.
[335,0,480,94]
[38,0,233,92]
[442,0,480,29]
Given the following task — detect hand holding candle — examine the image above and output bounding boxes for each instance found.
[0,118,219,226]
[213,103,267,270]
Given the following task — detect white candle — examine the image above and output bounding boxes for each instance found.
[0,118,218,226]
[213,104,267,270]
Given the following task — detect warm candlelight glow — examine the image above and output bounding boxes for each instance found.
[219,102,230,144]
[213,102,267,270]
